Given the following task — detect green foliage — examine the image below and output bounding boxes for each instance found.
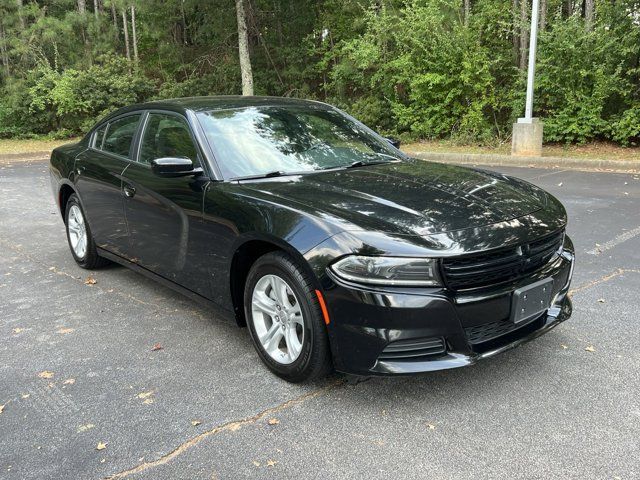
[535,19,632,143]
[0,0,639,145]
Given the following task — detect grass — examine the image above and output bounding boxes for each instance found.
[0,137,80,155]
[403,139,640,162]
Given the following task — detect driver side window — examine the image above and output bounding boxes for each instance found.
[138,113,198,165]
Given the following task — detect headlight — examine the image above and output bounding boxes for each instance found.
[330,255,441,286]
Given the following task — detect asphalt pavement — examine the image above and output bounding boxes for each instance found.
[1,160,639,479]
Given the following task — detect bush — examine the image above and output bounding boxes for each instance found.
[0,55,155,137]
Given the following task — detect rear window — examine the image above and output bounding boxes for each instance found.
[102,114,141,158]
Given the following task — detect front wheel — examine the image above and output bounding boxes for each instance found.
[244,251,332,383]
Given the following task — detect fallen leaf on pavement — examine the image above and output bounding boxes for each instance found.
[191,420,201,426]
[426,423,436,430]
[63,378,75,385]
[267,418,280,425]
[252,461,260,467]
[96,442,107,451]
[557,182,563,187]
[84,276,97,285]
[21,394,30,399]
[585,345,596,352]
[560,344,568,349]
[12,328,23,334]
[38,371,54,379]
[137,391,154,399]
[0,404,5,414]
[78,424,95,432]
[56,327,75,334]
[597,298,605,303]
[151,343,163,351]
[266,460,277,467]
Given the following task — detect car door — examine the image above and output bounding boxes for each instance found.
[74,113,142,256]
[121,111,211,296]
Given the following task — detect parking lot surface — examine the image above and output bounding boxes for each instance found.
[1,160,639,479]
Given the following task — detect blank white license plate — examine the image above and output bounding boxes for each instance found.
[511,278,553,324]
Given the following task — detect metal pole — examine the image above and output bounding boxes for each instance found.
[524,0,540,121]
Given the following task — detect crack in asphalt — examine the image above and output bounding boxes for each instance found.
[568,268,640,296]
[104,378,346,479]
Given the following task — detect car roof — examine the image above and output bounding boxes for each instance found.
[102,96,332,122]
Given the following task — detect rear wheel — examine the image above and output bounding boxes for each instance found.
[64,194,109,269]
[244,251,332,382]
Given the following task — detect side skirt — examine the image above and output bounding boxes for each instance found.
[96,247,238,325]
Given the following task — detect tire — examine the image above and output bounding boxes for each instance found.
[244,251,332,382]
[64,193,109,269]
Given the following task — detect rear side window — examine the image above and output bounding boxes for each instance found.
[102,114,141,158]
[93,124,107,149]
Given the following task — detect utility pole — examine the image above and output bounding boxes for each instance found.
[512,0,543,156]
[524,0,539,121]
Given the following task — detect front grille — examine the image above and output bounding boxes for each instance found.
[378,337,446,361]
[465,314,544,345]
[442,230,564,290]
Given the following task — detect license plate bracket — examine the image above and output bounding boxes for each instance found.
[511,278,554,324]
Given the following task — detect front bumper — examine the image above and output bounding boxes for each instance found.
[322,236,575,376]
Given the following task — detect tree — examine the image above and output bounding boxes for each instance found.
[519,0,529,70]
[464,0,471,26]
[122,8,131,62]
[131,5,138,63]
[585,0,594,30]
[235,0,253,96]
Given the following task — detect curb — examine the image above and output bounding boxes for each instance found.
[0,151,50,163]
[409,151,640,173]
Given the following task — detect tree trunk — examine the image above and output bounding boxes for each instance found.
[16,0,25,30]
[77,0,86,14]
[235,0,254,96]
[584,0,594,30]
[0,22,10,77]
[563,0,573,18]
[519,0,528,71]
[512,0,520,66]
[111,2,119,41]
[464,0,471,26]
[122,9,131,62]
[181,0,189,45]
[539,0,547,31]
[131,5,138,63]
[93,0,99,18]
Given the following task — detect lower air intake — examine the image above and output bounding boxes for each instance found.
[378,337,446,361]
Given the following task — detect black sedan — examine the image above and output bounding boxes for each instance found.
[49,96,574,382]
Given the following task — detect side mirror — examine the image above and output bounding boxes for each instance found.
[150,157,202,177]
[386,137,401,149]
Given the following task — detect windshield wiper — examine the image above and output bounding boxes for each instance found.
[346,159,395,169]
[231,170,288,181]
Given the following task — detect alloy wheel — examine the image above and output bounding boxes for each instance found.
[251,274,305,365]
[67,204,87,259]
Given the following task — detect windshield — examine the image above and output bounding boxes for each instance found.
[196,105,402,179]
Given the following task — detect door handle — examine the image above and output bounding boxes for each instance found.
[123,185,136,198]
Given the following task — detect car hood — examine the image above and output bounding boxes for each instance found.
[238,159,548,237]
